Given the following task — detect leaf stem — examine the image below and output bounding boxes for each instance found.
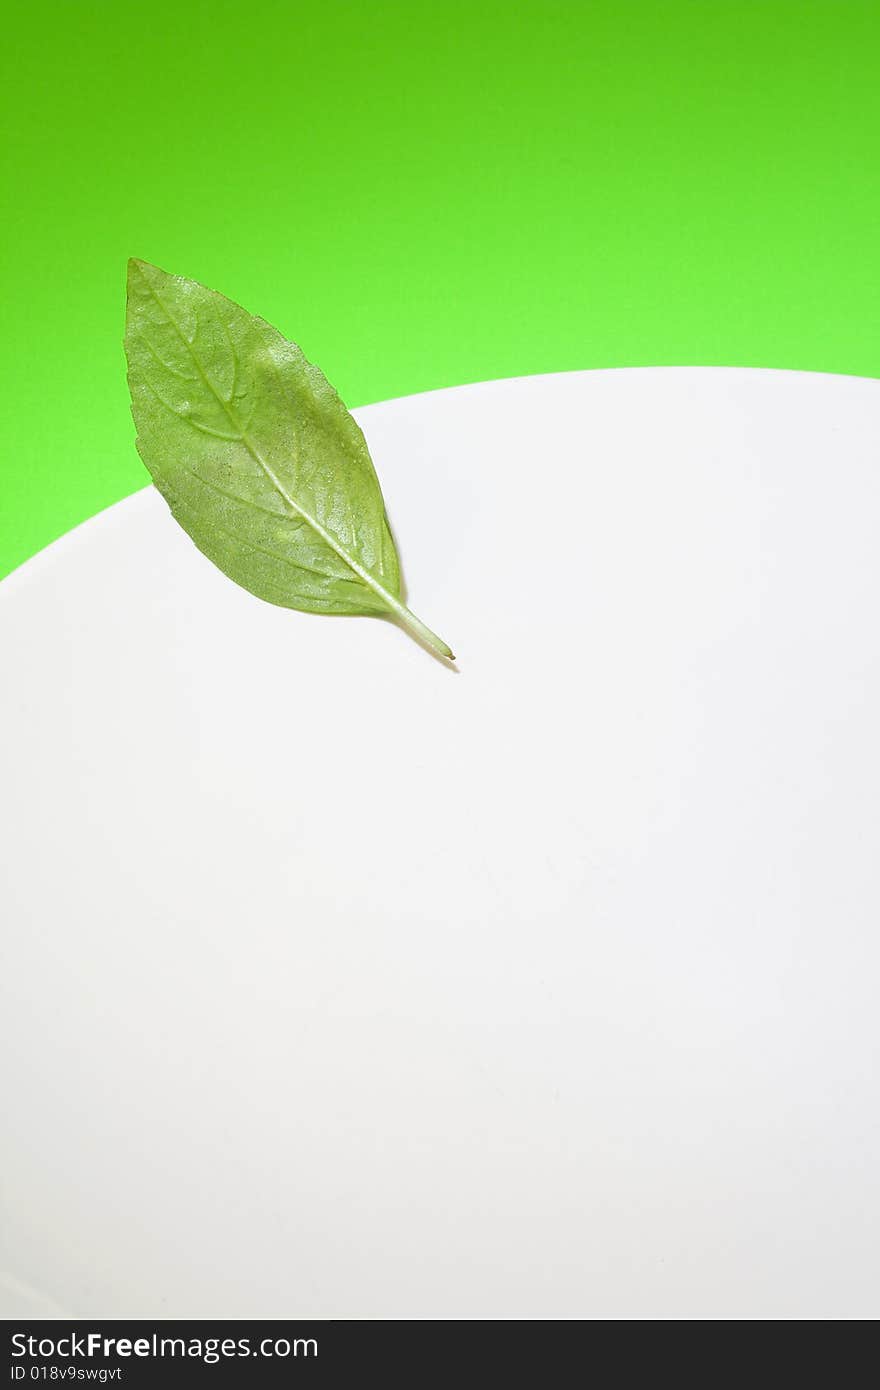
[377,592,456,661]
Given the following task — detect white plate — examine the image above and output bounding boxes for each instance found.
[2,369,879,1319]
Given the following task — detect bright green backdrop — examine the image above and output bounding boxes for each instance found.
[3,0,879,578]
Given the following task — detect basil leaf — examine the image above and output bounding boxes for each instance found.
[124,259,453,660]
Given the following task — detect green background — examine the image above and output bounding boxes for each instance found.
[3,0,879,579]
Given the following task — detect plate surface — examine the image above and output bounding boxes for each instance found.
[2,369,879,1319]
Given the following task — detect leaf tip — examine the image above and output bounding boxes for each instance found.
[127,257,164,290]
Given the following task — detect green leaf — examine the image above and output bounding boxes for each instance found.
[124,259,453,660]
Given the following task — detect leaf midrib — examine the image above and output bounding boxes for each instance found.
[184,467,356,582]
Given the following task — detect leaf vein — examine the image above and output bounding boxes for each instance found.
[141,377,243,441]
[176,503,349,583]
